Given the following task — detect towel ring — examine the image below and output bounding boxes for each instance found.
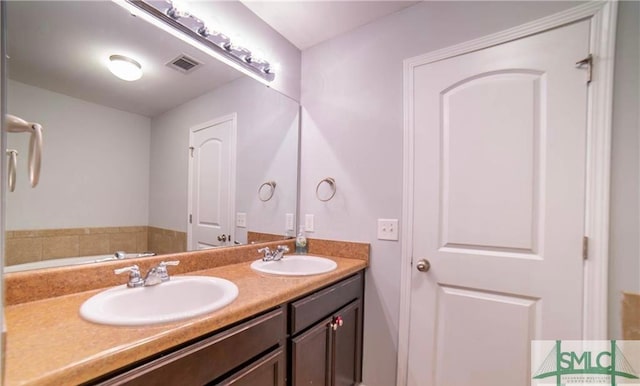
[316,177,336,202]
[258,181,276,202]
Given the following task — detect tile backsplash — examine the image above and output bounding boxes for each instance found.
[247,231,290,244]
[148,226,187,255]
[622,292,640,339]
[5,226,186,265]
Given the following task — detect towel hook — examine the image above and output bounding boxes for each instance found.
[5,114,44,188]
[258,181,276,202]
[6,149,18,192]
[316,177,336,202]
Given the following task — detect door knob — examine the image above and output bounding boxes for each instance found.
[217,234,228,242]
[416,259,430,272]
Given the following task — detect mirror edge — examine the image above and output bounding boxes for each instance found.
[1,0,7,378]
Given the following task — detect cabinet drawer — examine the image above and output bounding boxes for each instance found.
[95,307,285,386]
[289,272,363,335]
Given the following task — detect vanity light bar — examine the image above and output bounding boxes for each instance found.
[116,0,275,83]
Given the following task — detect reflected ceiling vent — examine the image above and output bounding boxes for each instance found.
[167,55,201,73]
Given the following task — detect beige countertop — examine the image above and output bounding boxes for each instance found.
[4,254,367,385]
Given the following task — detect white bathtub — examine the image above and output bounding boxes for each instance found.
[5,254,120,273]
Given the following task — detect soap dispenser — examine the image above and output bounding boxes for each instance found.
[295,226,308,254]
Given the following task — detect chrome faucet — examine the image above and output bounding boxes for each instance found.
[258,245,289,261]
[114,265,144,288]
[273,245,289,261]
[114,261,180,287]
[143,261,180,286]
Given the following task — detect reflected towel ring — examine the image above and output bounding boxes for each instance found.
[258,181,276,202]
[6,149,18,192]
[316,177,336,202]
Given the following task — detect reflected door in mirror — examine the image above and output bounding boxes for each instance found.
[188,115,237,250]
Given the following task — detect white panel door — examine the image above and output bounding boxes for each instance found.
[407,21,590,385]
[188,116,236,250]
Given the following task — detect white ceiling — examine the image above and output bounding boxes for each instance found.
[241,1,420,50]
[6,1,243,117]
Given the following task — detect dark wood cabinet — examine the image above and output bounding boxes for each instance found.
[215,347,286,386]
[332,300,362,386]
[291,315,333,385]
[91,307,286,386]
[88,272,364,386]
[289,273,364,386]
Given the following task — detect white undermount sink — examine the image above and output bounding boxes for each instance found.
[80,276,239,326]
[250,255,337,276]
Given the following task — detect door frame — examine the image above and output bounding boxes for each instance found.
[397,2,617,384]
[187,113,238,249]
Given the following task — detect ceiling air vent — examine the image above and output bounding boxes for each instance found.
[167,55,201,73]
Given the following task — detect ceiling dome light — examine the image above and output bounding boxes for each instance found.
[108,55,143,81]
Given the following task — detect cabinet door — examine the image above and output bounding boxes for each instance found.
[215,347,285,386]
[291,316,333,386]
[333,300,363,386]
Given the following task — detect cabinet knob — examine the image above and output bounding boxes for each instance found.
[329,316,343,331]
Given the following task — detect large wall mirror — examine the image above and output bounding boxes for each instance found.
[4,1,299,272]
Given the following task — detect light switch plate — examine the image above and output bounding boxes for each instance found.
[286,213,294,231]
[377,219,398,241]
[305,214,315,232]
[236,212,247,228]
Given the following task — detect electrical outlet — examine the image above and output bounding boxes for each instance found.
[236,212,247,228]
[377,219,399,241]
[286,213,294,231]
[305,214,315,232]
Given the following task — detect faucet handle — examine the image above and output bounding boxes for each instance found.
[276,245,290,253]
[114,265,144,288]
[114,265,139,275]
[156,260,180,282]
[258,247,271,255]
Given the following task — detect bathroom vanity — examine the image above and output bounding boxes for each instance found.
[91,272,363,385]
[2,239,368,386]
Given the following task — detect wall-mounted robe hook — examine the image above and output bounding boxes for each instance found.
[258,181,276,202]
[316,177,336,202]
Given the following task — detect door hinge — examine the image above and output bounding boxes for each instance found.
[575,54,593,84]
[582,236,589,260]
[189,214,192,224]
[189,146,194,157]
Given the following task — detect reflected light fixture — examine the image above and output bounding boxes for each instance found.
[112,0,275,84]
[108,54,143,81]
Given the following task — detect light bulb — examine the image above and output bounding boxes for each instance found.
[108,55,143,81]
[266,62,280,74]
